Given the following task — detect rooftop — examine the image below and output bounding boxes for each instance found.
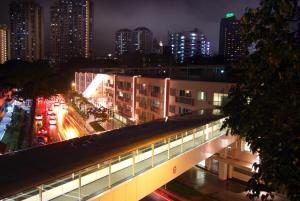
[78,65,234,83]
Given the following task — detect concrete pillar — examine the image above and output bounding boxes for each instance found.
[218,148,228,180]
[205,158,212,171]
[218,161,228,180]
[228,164,233,179]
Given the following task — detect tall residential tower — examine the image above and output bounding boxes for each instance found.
[219,13,245,61]
[132,27,153,54]
[50,0,94,64]
[9,0,44,61]
[0,25,10,64]
[169,29,210,63]
[115,29,132,56]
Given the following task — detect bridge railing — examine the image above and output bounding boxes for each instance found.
[4,118,227,201]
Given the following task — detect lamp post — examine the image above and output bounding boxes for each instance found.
[71,82,76,91]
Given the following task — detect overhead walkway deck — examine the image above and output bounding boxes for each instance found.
[0,111,236,201]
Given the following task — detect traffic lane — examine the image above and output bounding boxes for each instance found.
[65,113,87,136]
[67,107,90,134]
[48,125,62,143]
[56,115,81,140]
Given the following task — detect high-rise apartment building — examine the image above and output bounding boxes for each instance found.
[50,0,94,64]
[132,27,153,54]
[169,29,210,63]
[0,25,10,64]
[115,29,132,56]
[219,13,245,61]
[9,0,44,61]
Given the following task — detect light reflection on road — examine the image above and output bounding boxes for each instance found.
[34,95,87,145]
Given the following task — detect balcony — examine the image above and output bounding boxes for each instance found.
[139,103,147,109]
[139,90,147,96]
[124,98,131,103]
[117,96,124,101]
[124,87,132,92]
[175,96,195,106]
[118,85,124,90]
[150,106,160,113]
[151,92,160,98]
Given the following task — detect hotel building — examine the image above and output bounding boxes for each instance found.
[75,71,232,124]
[219,13,245,61]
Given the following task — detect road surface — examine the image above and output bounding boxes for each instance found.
[34,95,89,145]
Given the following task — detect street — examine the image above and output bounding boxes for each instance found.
[34,95,89,145]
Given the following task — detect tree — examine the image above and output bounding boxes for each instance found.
[222,1,300,201]
[0,60,69,99]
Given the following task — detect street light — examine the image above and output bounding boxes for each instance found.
[71,82,76,91]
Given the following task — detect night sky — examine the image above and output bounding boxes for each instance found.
[0,0,260,56]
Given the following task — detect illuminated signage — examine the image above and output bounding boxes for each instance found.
[226,12,234,18]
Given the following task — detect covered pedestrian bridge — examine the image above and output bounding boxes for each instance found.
[0,110,236,201]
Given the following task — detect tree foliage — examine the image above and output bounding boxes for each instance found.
[0,60,70,99]
[222,0,300,200]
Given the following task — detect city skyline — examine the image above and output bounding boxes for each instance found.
[0,0,259,57]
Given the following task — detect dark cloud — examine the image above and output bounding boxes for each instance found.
[0,0,259,56]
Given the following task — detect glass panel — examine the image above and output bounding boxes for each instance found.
[182,132,194,152]
[111,152,134,187]
[5,188,39,201]
[81,162,110,200]
[153,140,168,166]
[135,145,152,175]
[169,134,182,158]
[42,173,80,201]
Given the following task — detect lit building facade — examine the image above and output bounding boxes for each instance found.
[9,0,44,61]
[0,25,10,64]
[219,13,245,61]
[132,27,153,54]
[75,72,232,125]
[50,0,94,64]
[169,29,211,63]
[115,29,132,56]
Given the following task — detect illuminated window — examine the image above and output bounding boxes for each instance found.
[169,105,176,113]
[179,90,192,97]
[197,91,206,101]
[243,142,251,152]
[213,93,228,106]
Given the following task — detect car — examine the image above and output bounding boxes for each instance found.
[49,119,57,125]
[35,114,43,121]
[37,136,48,145]
[47,108,54,115]
[37,128,47,135]
[49,113,56,120]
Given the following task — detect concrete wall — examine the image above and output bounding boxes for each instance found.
[90,135,237,201]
